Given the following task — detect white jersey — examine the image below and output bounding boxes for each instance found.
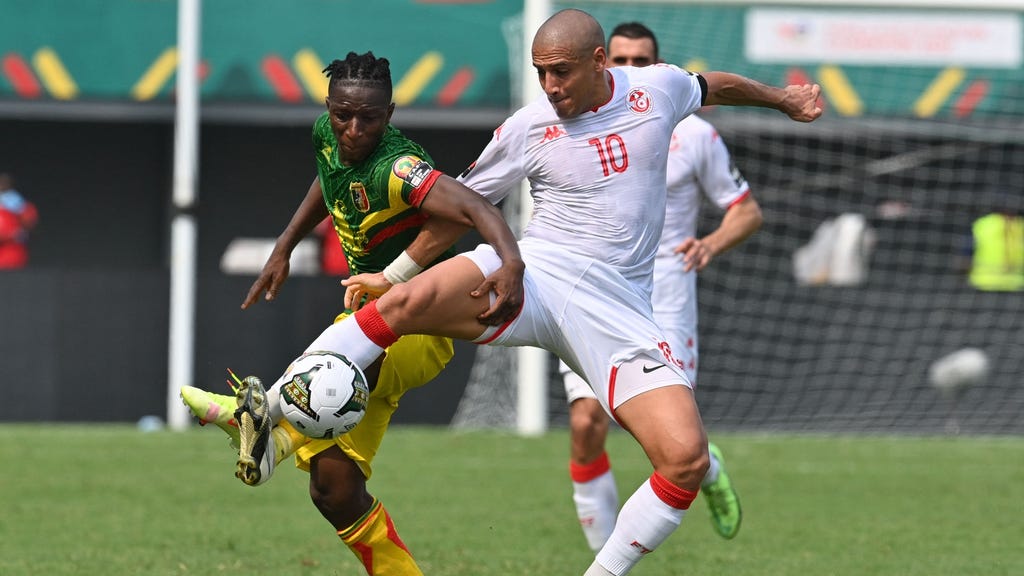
[457,65,707,412]
[562,115,751,400]
[650,115,751,379]
[459,64,704,298]
[659,115,750,260]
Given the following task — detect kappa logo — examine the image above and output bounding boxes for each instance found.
[668,132,681,152]
[540,124,567,143]
[627,88,652,115]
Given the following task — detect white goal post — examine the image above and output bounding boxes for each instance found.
[515,0,553,436]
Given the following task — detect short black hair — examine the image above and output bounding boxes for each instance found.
[323,51,393,98]
[609,22,659,61]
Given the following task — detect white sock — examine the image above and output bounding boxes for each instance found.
[267,383,283,423]
[304,314,385,368]
[594,476,693,575]
[702,447,721,487]
[583,560,616,576]
[573,469,619,552]
[266,314,385,423]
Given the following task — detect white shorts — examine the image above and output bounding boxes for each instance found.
[560,254,699,405]
[650,253,699,383]
[561,362,593,404]
[462,240,692,415]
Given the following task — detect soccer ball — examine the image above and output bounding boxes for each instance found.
[277,351,370,439]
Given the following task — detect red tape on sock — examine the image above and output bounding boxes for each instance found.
[570,451,612,483]
[650,471,698,510]
[354,301,399,349]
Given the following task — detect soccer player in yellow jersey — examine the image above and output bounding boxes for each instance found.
[181,51,524,576]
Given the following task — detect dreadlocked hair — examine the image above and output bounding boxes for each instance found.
[323,51,393,96]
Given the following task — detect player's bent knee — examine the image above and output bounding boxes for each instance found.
[569,400,610,463]
[656,442,709,487]
[310,477,372,527]
[569,399,609,438]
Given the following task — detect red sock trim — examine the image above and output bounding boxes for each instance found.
[351,542,373,575]
[569,451,612,483]
[354,301,399,349]
[649,471,698,510]
[383,508,412,556]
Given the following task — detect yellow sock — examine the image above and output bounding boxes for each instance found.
[338,498,421,576]
[271,420,307,465]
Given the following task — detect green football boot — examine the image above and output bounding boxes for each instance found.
[703,442,742,539]
[180,374,242,447]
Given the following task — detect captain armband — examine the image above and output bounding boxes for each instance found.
[382,250,424,285]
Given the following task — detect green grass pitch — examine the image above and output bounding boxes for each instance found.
[1,425,1021,575]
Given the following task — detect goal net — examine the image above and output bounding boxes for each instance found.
[453,0,1024,435]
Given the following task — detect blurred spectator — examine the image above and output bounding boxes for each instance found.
[0,173,38,269]
[968,195,1024,291]
[315,216,349,277]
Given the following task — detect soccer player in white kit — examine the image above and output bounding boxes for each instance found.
[561,22,763,551]
[241,9,821,575]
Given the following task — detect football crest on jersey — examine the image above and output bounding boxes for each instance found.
[391,155,420,179]
[349,182,370,213]
[627,88,653,115]
[393,155,434,188]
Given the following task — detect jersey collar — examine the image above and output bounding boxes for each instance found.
[589,70,615,113]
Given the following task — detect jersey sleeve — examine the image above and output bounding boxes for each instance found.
[382,153,443,208]
[693,124,751,211]
[455,113,529,205]
[652,65,705,125]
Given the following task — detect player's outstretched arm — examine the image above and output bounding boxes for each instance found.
[701,71,822,122]
[676,195,763,272]
[242,177,329,309]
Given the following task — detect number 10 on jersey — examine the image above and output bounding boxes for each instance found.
[589,134,629,177]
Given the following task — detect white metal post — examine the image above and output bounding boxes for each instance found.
[167,0,201,431]
[515,0,552,436]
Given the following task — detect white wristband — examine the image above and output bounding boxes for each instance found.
[382,250,424,284]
